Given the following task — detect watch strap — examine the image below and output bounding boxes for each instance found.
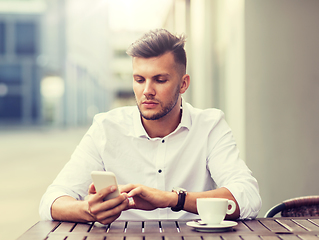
[171,188,187,212]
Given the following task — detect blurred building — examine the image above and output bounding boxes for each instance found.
[0,0,140,126]
[0,0,44,124]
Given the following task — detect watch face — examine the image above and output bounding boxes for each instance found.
[173,187,187,192]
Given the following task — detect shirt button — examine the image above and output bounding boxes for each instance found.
[158,169,162,173]
[162,139,165,143]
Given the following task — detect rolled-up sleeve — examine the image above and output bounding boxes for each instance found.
[39,116,105,220]
[207,114,262,219]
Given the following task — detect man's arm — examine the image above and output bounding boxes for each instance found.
[184,187,240,219]
[51,185,129,225]
[121,184,240,220]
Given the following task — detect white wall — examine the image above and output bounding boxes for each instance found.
[245,0,319,217]
[214,0,246,159]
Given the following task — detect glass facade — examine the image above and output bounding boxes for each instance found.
[0,64,22,83]
[15,22,37,55]
[0,17,40,123]
[0,95,22,119]
[0,22,4,54]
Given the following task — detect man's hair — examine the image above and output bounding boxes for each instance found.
[126,29,187,71]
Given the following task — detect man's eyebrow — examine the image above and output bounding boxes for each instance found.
[154,74,170,77]
[133,74,170,78]
[133,74,144,78]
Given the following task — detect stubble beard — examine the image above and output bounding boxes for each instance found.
[137,87,180,121]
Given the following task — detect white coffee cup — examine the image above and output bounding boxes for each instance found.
[196,198,236,225]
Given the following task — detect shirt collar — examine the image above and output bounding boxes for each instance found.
[133,97,192,139]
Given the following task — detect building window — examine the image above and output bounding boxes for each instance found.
[0,96,22,119]
[15,22,36,55]
[0,64,22,83]
[0,22,5,54]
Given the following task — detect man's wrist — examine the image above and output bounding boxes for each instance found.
[168,191,179,208]
[84,201,96,222]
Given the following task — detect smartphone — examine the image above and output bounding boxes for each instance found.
[91,171,120,201]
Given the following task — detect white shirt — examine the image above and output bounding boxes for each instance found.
[39,100,261,220]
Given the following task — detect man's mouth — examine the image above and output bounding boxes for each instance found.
[142,100,159,108]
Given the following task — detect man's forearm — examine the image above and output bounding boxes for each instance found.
[183,187,240,220]
[51,196,94,222]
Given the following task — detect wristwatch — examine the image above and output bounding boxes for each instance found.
[171,187,187,212]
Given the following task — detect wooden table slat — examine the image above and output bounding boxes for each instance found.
[124,236,144,240]
[144,236,164,240]
[297,234,319,240]
[72,222,93,232]
[201,236,223,240]
[182,236,203,240]
[235,220,254,232]
[144,221,161,233]
[89,222,109,233]
[177,221,193,234]
[16,221,60,240]
[108,221,126,233]
[53,222,76,233]
[293,219,319,231]
[86,236,109,240]
[276,234,304,240]
[259,219,291,233]
[259,236,281,240]
[221,235,245,240]
[244,219,271,232]
[126,221,143,233]
[62,235,86,240]
[46,236,70,240]
[161,236,183,240]
[309,219,319,226]
[236,236,261,240]
[276,219,307,232]
[161,221,179,233]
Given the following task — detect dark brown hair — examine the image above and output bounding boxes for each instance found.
[126,29,187,71]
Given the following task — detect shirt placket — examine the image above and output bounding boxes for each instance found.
[155,138,167,218]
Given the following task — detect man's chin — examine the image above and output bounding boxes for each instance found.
[141,114,160,121]
[140,111,164,121]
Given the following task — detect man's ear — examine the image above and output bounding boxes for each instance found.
[180,74,190,94]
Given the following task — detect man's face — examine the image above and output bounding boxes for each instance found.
[132,52,184,121]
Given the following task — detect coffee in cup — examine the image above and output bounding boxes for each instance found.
[196,198,236,225]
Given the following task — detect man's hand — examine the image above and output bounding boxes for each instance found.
[120,184,177,211]
[87,183,129,224]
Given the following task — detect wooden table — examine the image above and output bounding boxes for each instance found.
[17,217,319,240]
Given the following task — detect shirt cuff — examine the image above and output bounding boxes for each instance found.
[224,183,261,219]
[39,191,72,221]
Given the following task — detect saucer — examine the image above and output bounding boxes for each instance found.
[186,220,238,232]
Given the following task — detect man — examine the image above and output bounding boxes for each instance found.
[39,29,261,225]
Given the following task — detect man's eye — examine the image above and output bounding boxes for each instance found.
[156,79,167,83]
[135,78,144,83]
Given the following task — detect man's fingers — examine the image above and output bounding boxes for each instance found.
[127,198,137,209]
[120,183,137,193]
[88,185,119,212]
[95,185,117,201]
[127,186,143,197]
[88,183,96,194]
[89,192,128,215]
[99,194,128,210]
[95,198,129,223]
[99,213,121,225]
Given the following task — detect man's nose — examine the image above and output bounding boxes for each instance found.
[143,80,155,96]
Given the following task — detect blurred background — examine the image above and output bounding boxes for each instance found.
[0,0,319,239]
